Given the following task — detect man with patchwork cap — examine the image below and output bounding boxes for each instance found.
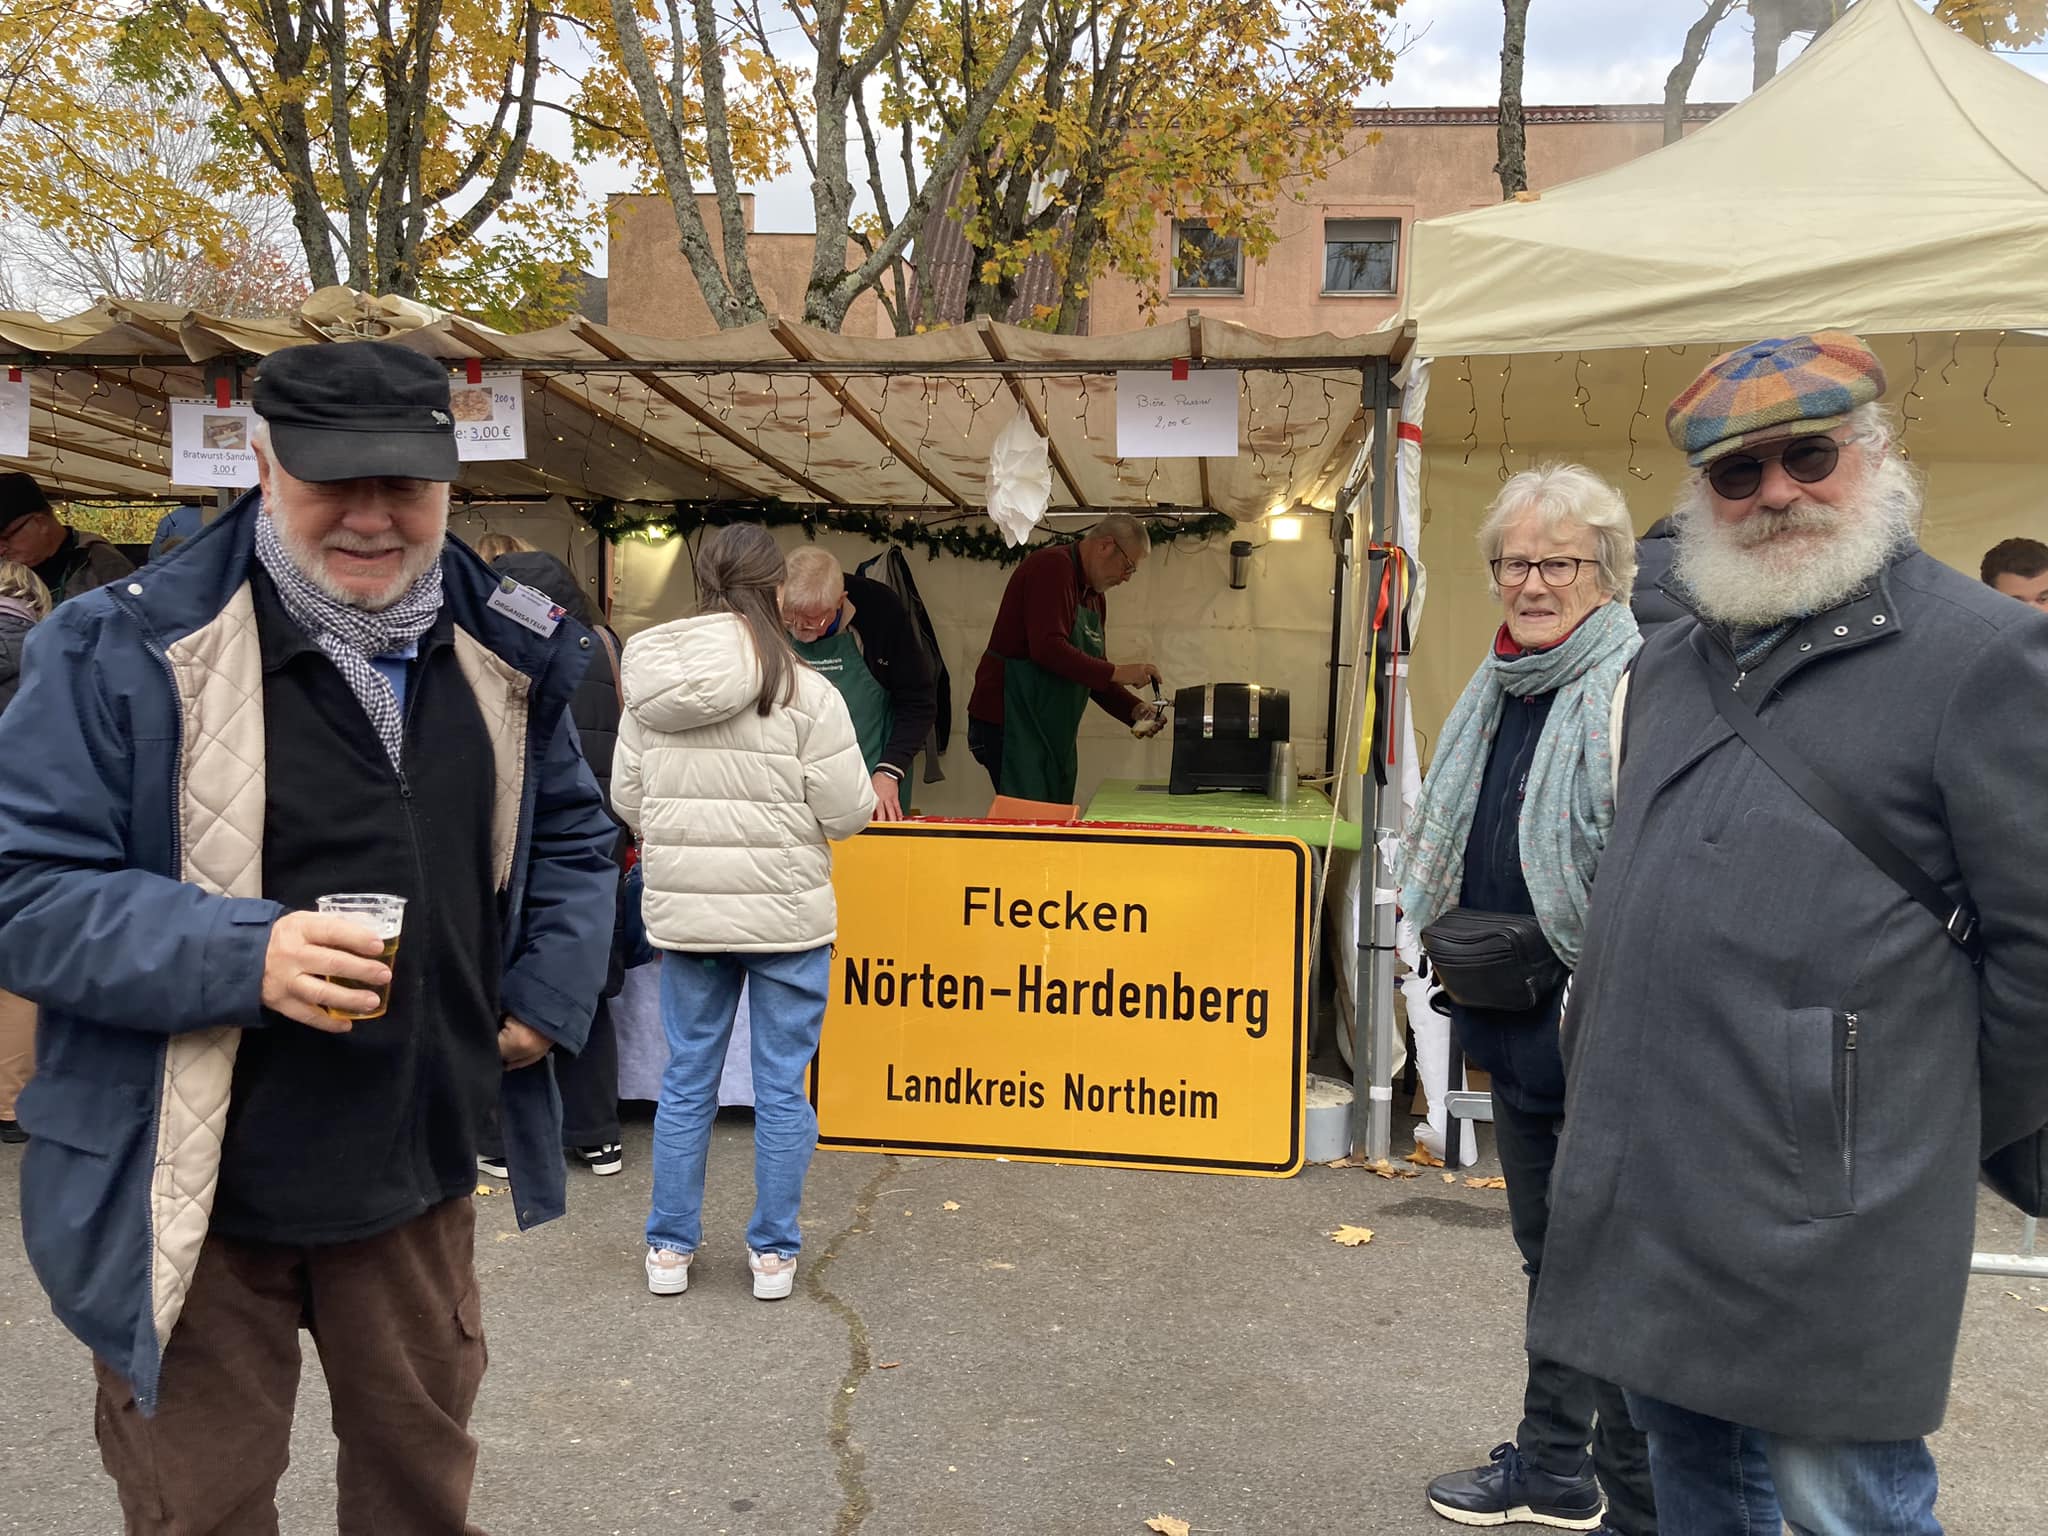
[1525,332,2048,1535]
[0,338,616,1532]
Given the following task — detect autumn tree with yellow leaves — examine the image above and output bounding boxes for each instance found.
[889,0,1405,332]
[0,0,628,323]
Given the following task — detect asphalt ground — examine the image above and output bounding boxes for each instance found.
[3,1109,2044,1535]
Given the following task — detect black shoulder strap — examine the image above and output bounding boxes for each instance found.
[1696,645,1981,961]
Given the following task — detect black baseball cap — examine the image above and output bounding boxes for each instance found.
[251,340,460,483]
[0,471,51,537]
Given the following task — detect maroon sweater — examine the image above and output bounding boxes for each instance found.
[968,544,1143,727]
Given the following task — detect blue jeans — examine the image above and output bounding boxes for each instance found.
[1626,1392,1942,1536]
[646,946,831,1260]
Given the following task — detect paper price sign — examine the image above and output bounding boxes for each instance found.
[451,373,527,462]
[169,399,260,488]
[814,823,1308,1176]
[0,379,28,459]
[1114,369,1240,458]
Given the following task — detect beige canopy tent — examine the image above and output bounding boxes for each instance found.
[1343,0,2048,1164]
[1398,0,2048,731]
[0,287,1394,522]
[0,284,1403,811]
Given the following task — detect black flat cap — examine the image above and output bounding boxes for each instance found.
[251,340,460,483]
[0,471,51,536]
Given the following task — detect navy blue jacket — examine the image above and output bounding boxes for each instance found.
[1450,690,1570,1116]
[0,492,616,1411]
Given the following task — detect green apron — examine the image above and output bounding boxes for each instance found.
[999,602,1103,803]
[794,624,894,774]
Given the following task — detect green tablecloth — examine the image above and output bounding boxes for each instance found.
[1080,778,1363,851]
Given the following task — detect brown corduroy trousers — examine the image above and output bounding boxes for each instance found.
[93,1196,489,1536]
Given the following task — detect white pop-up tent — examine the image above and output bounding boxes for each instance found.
[1396,0,2048,732]
[1343,0,2048,1161]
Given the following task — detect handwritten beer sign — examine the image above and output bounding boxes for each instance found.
[1114,369,1239,458]
[814,823,1307,1175]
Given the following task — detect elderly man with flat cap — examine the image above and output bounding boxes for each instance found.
[1526,333,2048,1535]
[0,340,616,1532]
[0,469,134,603]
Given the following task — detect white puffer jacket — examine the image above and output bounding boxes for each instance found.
[613,612,876,951]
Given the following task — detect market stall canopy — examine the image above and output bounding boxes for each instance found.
[0,287,1398,519]
[1406,0,2048,357]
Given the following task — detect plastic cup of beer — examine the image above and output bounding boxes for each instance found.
[315,893,406,1021]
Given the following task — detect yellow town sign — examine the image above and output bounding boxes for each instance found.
[814,822,1308,1175]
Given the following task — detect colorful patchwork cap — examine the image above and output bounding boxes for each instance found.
[1666,331,1887,466]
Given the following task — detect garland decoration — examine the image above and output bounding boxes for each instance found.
[578,498,1238,564]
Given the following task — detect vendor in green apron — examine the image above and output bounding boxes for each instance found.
[783,546,938,821]
[966,513,1164,805]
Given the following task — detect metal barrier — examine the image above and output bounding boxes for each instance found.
[1970,1216,2046,1280]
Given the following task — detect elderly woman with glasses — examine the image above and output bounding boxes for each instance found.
[1398,464,1655,1536]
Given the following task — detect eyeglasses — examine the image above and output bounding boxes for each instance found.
[1705,435,1842,500]
[1490,556,1597,588]
[1107,543,1138,577]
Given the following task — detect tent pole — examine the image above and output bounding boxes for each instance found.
[1323,486,1350,780]
[1354,356,1399,1161]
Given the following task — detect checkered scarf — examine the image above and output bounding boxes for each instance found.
[254,509,443,770]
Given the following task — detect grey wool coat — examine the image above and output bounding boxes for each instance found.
[1529,549,2048,1442]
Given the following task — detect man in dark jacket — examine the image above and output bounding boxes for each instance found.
[1980,535,2048,611]
[483,542,630,1175]
[1629,517,1685,632]
[1532,333,2048,1534]
[0,341,616,1532]
[0,470,135,602]
[782,544,937,820]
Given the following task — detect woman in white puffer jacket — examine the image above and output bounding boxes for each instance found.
[613,524,875,1300]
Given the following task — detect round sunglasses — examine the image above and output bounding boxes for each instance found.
[1705,435,1841,500]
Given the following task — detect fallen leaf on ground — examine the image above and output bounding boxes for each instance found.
[877,1360,902,1369]
[943,1200,962,1211]
[1145,1517,1191,1536]
[1465,1176,1509,1189]
[493,1231,516,1243]
[2036,1306,2048,1314]
[1358,1157,1422,1180]
[986,1261,1016,1270]
[473,1184,497,1197]
[1405,1145,1446,1167]
[2006,1291,2025,1301]
[1329,1225,1376,1246]
[1442,1172,1459,1184]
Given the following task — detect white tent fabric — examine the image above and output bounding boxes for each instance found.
[1408,0,2048,357]
[1396,0,2048,734]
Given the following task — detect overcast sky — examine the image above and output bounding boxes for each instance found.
[592,1,2048,245]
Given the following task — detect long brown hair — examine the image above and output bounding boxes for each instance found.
[696,523,799,717]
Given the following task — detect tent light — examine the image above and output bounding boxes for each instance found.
[1268,514,1304,542]
[640,522,672,543]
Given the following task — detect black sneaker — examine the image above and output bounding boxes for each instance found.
[1426,1442,1605,1529]
[476,1154,509,1180]
[0,1118,26,1145]
[574,1143,624,1176]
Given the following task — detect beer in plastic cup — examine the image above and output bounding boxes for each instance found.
[315,893,406,1021]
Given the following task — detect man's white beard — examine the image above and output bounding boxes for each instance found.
[1671,452,1923,627]
[273,502,446,610]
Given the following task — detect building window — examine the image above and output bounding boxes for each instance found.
[1323,218,1400,294]
[1169,219,1243,295]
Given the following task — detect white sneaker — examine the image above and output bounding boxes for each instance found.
[646,1247,692,1295]
[748,1249,796,1301]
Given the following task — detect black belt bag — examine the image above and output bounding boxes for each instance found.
[1418,908,1566,1014]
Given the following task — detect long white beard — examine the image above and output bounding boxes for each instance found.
[1671,452,1923,627]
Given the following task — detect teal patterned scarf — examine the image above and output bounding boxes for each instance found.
[1397,599,1641,969]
